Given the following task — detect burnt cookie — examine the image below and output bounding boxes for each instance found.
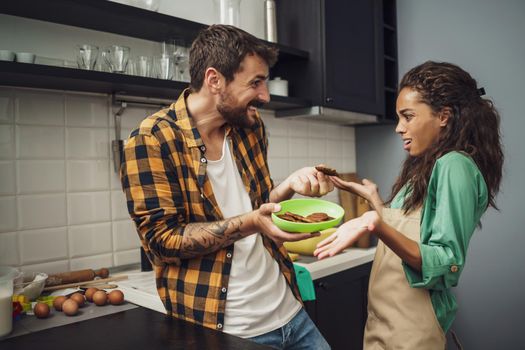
[315,165,339,177]
[306,212,334,222]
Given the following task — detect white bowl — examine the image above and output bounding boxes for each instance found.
[15,52,36,64]
[0,50,15,61]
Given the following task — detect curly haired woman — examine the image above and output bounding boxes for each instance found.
[315,61,504,349]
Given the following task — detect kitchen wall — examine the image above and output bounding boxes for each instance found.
[357,0,524,348]
[0,1,353,273]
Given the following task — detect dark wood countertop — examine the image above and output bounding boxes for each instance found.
[1,307,271,350]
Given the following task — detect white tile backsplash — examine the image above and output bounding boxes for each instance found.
[66,127,109,159]
[16,90,64,126]
[67,191,111,225]
[111,190,130,221]
[19,227,68,264]
[65,94,109,127]
[2,88,357,274]
[0,232,19,265]
[70,254,113,271]
[289,137,309,157]
[268,158,289,182]
[0,125,15,159]
[16,125,65,159]
[111,105,149,129]
[267,135,289,159]
[308,138,326,158]
[0,89,14,123]
[0,161,15,195]
[114,249,140,266]
[68,222,112,258]
[17,160,66,194]
[17,193,67,230]
[21,260,70,275]
[308,121,328,139]
[0,196,17,233]
[113,220,141,251]
[67,160,110,191]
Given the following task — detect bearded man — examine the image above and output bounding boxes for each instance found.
[120,24,331,350]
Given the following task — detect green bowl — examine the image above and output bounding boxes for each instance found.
[272,198,344,233]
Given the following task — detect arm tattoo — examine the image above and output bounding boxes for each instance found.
[179,216,249,258]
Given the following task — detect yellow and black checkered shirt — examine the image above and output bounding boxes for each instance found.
[120,90,301,330]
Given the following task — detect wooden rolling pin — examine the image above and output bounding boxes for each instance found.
[43,275,128,292]
[45,268,110,286]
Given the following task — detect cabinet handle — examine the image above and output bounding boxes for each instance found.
[325,97,334,103]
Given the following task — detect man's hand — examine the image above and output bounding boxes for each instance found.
[270,167,334,202]
[248,203,320,246]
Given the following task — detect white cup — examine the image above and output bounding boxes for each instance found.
[0,50,15,62]
[268,77,288,96]
[15,52,36,64]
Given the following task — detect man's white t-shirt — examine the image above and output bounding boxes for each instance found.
[206,137,301,338]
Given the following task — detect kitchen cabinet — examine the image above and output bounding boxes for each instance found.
[275,0,398,121]
[0,0,310,110]
[304,262,372,350]
[382,0,399,122]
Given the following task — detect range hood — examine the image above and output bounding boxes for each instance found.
[275,106,378,125]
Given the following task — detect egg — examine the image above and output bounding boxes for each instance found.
[53,296,68,311]
[33,302,50,319]
[70,292,85,307]
[92,290,107,306]
[62,299,79,316]
[84,287,99,302]
[108,290,125,305]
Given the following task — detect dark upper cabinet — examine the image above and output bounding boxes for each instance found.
[323,0,383,114]
[275,0,398,120]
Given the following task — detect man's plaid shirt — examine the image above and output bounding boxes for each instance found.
[120,90,301,331]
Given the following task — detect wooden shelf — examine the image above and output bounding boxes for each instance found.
[0,61,311,110]
[0,0,308,63]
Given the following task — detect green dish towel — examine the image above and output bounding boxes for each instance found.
[293,263,316,301]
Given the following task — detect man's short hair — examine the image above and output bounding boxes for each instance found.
[189,24,278,92]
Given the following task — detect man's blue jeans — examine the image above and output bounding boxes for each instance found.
[248,308,331,350]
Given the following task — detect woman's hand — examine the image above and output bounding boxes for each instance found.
[330,177,384,211]
[313,211,381,259]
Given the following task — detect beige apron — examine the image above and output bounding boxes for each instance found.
[364,208,446,350]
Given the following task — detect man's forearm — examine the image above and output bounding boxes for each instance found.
[178,214,256,259]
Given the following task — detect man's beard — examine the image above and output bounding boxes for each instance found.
[217,91,265,128]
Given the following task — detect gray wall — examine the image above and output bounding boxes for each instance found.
[356,0,525,348]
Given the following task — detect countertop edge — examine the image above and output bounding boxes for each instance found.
[294,247,376,280]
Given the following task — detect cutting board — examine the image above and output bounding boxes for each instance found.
[338,173,371,248]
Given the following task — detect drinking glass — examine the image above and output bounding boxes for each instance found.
[135,56,152,77]
[103,45,130,73]
[153,55,173,80]
[76,45,99,70]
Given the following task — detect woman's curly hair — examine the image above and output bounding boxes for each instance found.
[388,61,503,212]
